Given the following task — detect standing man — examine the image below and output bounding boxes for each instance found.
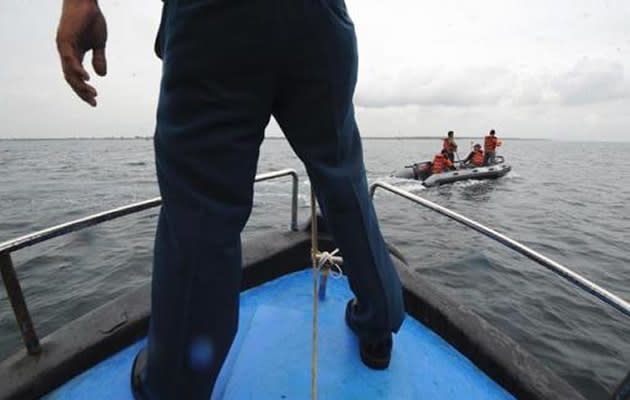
[56,0,405,399]
[483,129,501,165]
[442,131,458,163]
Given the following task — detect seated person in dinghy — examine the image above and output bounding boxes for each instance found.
[431,150,455,175]
[462,144,484,168]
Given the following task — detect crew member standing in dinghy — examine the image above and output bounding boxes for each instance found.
[442,131,458,162]
[56,0,406,398]
[483,129,501,165]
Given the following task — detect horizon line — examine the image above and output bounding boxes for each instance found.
[0,136,552,141]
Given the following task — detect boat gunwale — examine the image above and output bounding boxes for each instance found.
[0,225,586,400]
[0,229,316,400]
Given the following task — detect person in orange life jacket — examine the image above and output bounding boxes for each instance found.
[483,129,501,165]
[442,131,458,162]
[463,144,484,167]
[431,150,455,174]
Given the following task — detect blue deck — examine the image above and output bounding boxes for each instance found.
[44,270,514,399]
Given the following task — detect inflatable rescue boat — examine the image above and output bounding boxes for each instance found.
[392,156,511,187]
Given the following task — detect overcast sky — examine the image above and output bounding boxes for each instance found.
[1,0,629,140]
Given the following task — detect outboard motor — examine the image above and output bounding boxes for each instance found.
[413,162,432,181]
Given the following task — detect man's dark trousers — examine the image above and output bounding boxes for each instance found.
[484,151,496,166]
[144,0,405,398]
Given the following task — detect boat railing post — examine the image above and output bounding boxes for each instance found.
[0,252,41,355]
[290,170,298,232]
[253,169,299,231]
[369,183,378,200]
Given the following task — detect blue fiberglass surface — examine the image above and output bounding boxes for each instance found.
[44,269,514,400]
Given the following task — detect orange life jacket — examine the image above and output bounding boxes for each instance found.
[484,135,498,152]
[471,150,484,166]
[443,138,456,152]
[432,154,453,174]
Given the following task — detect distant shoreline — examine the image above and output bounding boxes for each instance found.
[0,136,551,141]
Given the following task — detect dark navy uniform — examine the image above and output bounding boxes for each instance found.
[141,1,405,397]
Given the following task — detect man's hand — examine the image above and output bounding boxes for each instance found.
[56,0,107,107]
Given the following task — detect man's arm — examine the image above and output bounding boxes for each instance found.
[56,0,108,107]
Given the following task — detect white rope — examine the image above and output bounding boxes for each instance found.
[310,189,343,399]
[315,249,344,278]
[310,189,318,400]
[311,264,318,400]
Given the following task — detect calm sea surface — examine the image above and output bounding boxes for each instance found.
[1,138,629,399]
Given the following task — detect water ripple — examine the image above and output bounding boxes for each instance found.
[0,138,629,399]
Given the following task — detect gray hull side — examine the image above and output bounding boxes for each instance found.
[423,164,512,187]
[393,168,417,179]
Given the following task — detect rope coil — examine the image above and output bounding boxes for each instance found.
[315,249,343,278]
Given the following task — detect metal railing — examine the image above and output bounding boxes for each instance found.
[254,169,299,232]
[369,180,630,319]
[0,168,299,355]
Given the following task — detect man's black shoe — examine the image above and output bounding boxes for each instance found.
[131,347,149,400]
[345,299,392,370]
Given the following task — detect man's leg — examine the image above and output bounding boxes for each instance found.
[490,152,496,164]
[272,0,405,344]
[139,2,274,398]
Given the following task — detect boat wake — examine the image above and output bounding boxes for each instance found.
[378,175,427,193]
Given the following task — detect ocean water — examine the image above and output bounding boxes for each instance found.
[0,138,628,399]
